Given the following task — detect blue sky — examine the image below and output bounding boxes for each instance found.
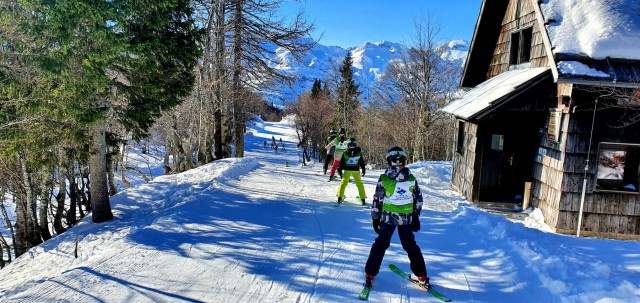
[280,0,483,48]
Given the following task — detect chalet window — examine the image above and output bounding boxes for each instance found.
[491,134,504,151]
[456,121,465,154]
[509,27,533,66]
[595,142,640,193]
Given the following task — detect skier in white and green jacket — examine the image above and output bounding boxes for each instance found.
[325,127,348,181]
[323,128,337,175]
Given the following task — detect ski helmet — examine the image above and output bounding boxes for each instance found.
[347,138,357,149]
[386,146,407,167]
[339,127,346,136]
[329,128,337,135]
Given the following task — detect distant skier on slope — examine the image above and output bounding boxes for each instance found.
[362,146,429,291]
[324,127,348,181]
[336,138,367,205]
[323,128,337,174]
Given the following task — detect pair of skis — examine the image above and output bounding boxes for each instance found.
[334,197,366,207]
[358,264,451,301]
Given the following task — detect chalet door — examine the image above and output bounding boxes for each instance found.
[479,132,517,201]
[479,125,536,203]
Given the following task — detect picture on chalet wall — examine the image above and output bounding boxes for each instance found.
[597,149,626,180]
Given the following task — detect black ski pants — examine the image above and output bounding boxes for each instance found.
[364,222,427,277]
[323,154,334,174]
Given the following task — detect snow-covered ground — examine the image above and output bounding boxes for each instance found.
[1,116,639,303]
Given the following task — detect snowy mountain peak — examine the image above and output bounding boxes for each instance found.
[358,40,402,50]
[437,39,469,63]
[447,39,469,50]
[266,39,467,106]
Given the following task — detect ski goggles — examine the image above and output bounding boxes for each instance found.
[386,150,406,157]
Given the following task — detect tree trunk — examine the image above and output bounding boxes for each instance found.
[14,191,29,256]
[66,167,78,226]
[89,120,113,223]
[107,156,118,196]
[54,166,67,234]
[196,67,211,165]
[118,143,131,188]
[231,0,245,158]
[0,233,8,268]
[0,190,15,262]
[38,190,52,241]
[213,0,227,160]
[169,117,186,173]
[19,156,42,250]
[183,138,195,170]
[79,167,91,217]
[163,141,171,174]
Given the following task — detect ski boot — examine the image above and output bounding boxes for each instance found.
[364,274,374,289]
[358,274,375,300]
[410,273,430,289]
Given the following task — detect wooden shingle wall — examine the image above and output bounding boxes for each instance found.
[451,120,479,202]
[532,110,569,230]
[487,0,548,78]
[556,109,640,238]
[534,95,640,239]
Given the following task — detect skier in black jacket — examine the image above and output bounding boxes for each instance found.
[336,138,367,205]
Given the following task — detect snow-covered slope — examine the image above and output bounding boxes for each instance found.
[1,116,639,303]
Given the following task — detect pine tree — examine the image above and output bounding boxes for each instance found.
[0,0,201,227]
[336,52,362,132]
[311,79,323,99]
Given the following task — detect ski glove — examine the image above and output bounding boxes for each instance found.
[412,215,420,232]
[372,218,380,234]
[361,170,366,177]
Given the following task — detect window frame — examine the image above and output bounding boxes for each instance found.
[594,142,640,194]
[456,121,465,155]
[509,27,533,67]
[491,134,504,151]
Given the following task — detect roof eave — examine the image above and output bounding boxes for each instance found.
[557,77,640,89]
[531,0,559,81]
[459,0,487,88]
[471,70,553,120]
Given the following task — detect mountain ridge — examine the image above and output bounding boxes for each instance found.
[264,39,469,106]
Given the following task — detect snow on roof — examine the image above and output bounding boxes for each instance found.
[540,0,640,60]
[557,61,611,78]
[442,67,550,119]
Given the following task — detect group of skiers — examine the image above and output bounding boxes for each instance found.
[322,127,429,292]
[264,136,285,152]
[324,128,367,205]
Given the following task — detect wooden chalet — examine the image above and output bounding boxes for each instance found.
[442,0,640,239]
